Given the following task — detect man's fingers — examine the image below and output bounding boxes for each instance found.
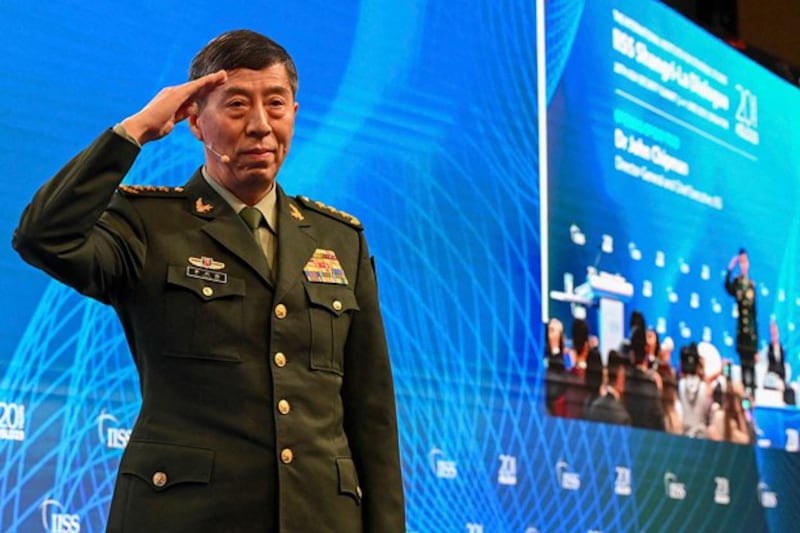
[173,70,227,123]
[123,71,228,145]
[184,70,228,101]
[175,100,198,124]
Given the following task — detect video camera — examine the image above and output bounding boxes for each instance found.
[680,342,699,376]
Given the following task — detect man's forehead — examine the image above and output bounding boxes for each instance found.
[213,66,293,95]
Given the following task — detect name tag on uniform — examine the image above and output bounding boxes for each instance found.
[303,249,348,285]
[187,256,228,284]
[186,266,228,284]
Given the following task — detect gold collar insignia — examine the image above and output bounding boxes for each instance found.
[195,197,214,214]
[289,203,305,221]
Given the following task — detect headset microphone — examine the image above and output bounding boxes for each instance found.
[206,144,231,164]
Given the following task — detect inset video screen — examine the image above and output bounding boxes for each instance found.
[542,0,800,442]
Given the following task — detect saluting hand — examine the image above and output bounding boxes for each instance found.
[120,70,227,145]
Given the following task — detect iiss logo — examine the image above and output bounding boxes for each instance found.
[663,471,686,500]
[497,454,517,486]
[41,495,80,533]
[785,428,799,452]
[555,460,580,491]
[714,476,730,505]
[428,448,457,479]
[0,401,26,441]
[96,409,131,449]
[758,481,778,509]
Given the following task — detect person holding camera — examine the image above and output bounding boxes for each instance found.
[678,343,713,437]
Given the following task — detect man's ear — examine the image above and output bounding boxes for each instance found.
[187,103,203,141]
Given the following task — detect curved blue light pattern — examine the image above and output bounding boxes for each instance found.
[1,1,799,532]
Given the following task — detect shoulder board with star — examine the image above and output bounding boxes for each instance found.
[117,184,186,197]
[295,196,363,230]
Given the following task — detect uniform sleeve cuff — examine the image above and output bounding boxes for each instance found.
[112,123,142,148]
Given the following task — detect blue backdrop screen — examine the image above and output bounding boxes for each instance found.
[1,0,798,532]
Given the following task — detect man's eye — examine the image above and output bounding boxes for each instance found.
[228,100,246,108]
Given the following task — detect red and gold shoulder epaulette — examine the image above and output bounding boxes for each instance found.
[295,195,363,230]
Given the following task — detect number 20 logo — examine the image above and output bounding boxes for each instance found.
[0,402,25,430]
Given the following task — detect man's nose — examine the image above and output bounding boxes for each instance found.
[246,106,272,136]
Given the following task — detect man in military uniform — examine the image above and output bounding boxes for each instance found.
[725,248,758,395]
[13,30,404,532]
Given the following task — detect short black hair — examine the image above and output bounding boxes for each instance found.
[629,310,645,333]
[585,347,603,390]
[190,30,298,96]
[680,343,699,375]
[629,325,647,365]
[607,350,626,384]
[571,318,589,354]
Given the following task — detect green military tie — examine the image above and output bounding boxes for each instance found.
[239,206,273,278]
[239,206,265,248]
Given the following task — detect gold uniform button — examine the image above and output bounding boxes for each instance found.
[274,352,287,367]
[280,448,294,464]
[277,399,291,415]
[332,299,343,312]
[275,304,287,319]
[152,471,167,488]
[202,286,213,297]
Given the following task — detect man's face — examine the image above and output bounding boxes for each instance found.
[190,64,298,201]
[645,330,656,350]
[739,252,749,276]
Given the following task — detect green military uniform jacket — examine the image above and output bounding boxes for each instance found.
[13,130,405,532]
[725,270,758,356]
